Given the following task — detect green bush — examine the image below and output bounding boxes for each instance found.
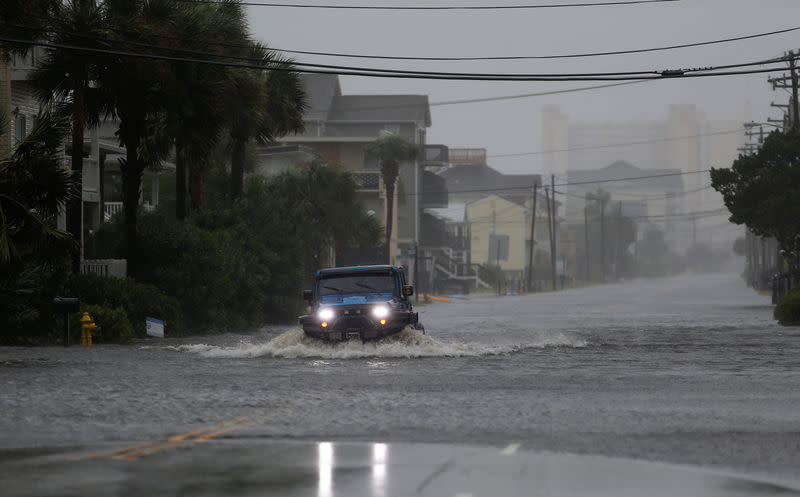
[63,273,184,337]
[775,286,800,326]
[77,304,134,343]
[84,162,382,333]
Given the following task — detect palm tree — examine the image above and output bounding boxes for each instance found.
[0,0,57,58]
[365,134,418,263]
[0,109,77,341]
[0,109,76,272]
[100,0,179,277]
[163,0,248,217]
[28,0,106,271]
[225,43,305,199]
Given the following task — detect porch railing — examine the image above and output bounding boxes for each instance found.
[81,259,127,278]
[351,171,382,193]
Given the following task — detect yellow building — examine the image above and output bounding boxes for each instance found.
[466,194,550,284]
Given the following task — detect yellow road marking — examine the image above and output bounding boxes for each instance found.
[68,440,166,461]
[116,440,197,460]
[71,406,292,462]
[194,414,276,441]
[167,414,254,442]
[119,412,285,460]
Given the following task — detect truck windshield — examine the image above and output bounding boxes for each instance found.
[318,273,397,296]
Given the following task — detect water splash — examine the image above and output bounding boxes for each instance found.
[171,328,586,359]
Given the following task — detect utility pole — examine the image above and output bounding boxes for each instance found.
[600,196,607,283]
[551,175,557,291]
[496,237,501,296]
[613,201,621,279]
[527,181,538,292]
[545,186,555,291]
[584,205,590,283]
[790,50,800,130]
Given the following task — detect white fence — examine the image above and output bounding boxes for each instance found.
[81,259,127,278]
[104,202,123,221]
[103,201,156,221]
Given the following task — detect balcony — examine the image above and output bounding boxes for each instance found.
[351,171,383,193]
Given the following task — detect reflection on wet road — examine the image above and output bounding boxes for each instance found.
[3,440,799,496]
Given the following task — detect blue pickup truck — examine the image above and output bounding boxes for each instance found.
[300,265,424,342]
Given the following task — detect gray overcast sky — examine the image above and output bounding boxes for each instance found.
[247,0,800,174]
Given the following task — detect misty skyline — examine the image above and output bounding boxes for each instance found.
[248,0,798,174]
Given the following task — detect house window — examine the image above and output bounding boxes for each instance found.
[14,113,26,143]
[488,234,509,262]
[382,124,399,135]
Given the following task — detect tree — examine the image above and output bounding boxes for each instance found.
[0,109,75,269]
[270,160,382,261]
[100,0,179,278]
[0,110,77,339]
[711,129,800,253]
[0,0,57,58]
[28,0,107,271]
[162,0,248,217]
[365,134,418,262]
[225,44,305,200]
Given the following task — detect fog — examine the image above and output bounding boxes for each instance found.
[248,0,798,174]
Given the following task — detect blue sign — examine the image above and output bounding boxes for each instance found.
[145,316,165,338]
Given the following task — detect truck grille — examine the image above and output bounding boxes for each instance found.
[334,315,371,330]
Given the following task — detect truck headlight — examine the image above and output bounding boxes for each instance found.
[372,305,390,319]
[318,308,335,321]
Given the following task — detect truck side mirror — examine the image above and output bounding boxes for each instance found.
[403,285,414,297]
[303,290,313,302]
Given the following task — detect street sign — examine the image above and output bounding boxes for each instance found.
[146,317,165,338]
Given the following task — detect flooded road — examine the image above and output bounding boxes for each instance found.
[2,272,799,494]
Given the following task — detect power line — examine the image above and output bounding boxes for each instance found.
[274,25,800,61]
[2,35,794,82]
[560,184,713,200]
[5,21,660,107]
[179,0,679,10]
[488,129,744,159]
[1,21,660,78]
[555,169,709,187]
[402,169,710,197]
[467,206,728,225]
[26,13,795,66]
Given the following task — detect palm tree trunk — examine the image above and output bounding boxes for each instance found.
[67,79,85,273]
[231,138,245,199]
[121,130,143,280]
[384,179,394,264]
[175,140,186,220]
[189,168,203,211]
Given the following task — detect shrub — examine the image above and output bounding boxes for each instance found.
[77,304,134,344]
[63,273,184,337]
[775,286,800,326]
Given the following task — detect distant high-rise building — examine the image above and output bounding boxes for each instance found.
[541,104,747,252]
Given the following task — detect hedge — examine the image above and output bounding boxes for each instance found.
[775,286,800,326]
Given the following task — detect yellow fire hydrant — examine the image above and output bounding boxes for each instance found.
[80,312,96,346]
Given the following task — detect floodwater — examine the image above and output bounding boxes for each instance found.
[2,272,799,490]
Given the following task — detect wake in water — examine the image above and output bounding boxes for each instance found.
[171,327,586,359]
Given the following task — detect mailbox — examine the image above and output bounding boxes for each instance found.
[53,297,79,347]
[53,297,80,313]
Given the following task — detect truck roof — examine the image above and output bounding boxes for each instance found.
[316,265,401,278]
